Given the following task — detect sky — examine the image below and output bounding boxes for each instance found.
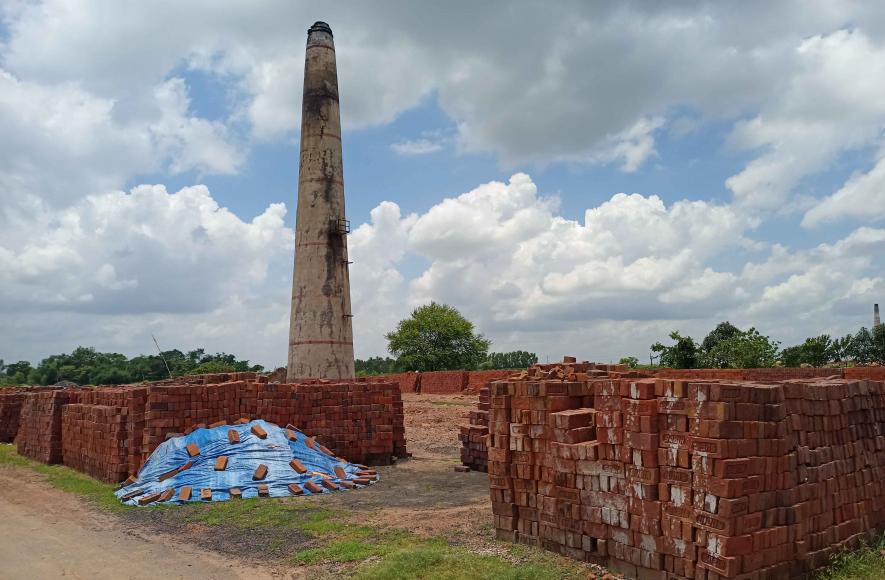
[1,1,883,369]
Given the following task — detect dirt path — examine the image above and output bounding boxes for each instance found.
[0,469,293,580]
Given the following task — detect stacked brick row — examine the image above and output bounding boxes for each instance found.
[460,385,491,471]
[0,390,26,442]
[419,371,469,394]
[15,389,79,463]
[141,380,406,467]
[10,375,406,483]
[61,404,129,482]
[487,362,885,579]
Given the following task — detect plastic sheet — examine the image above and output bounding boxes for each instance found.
[115,419,376,505]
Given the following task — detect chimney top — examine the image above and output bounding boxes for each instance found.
[308,21,332,36]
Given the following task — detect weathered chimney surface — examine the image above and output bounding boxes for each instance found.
[287,21,355,380]
[876,303,881,328]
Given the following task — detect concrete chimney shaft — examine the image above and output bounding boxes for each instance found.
[876,304,881,328]
[286,21,355,380]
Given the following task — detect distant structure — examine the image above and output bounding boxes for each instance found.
[876,303,881,328]
[287,21,355,380]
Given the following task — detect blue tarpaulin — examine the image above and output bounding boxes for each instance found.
[116,419,377,505]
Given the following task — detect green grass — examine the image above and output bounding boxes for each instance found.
[817,536,885,580]
[430,400,473,407]
[0,443,125,512]
[355,538,583,580]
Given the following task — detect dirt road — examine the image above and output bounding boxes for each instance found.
[0,469,291,580]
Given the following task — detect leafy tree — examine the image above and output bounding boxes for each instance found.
[386,302,491,371]
[481,351,538,370]
[618,356,640,369]
[651,331,700,369]
[700,322,742,368]
[874,324,885,364]
[846,327,876,365]
[0,360,33,385]
[705,327,779,368]
[355,356,400,376]
[780,335,835,367]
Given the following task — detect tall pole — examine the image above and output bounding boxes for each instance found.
[287,21,355,380]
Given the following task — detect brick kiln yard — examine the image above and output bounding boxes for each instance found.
[0,389,593,580]
[2,367,885,579]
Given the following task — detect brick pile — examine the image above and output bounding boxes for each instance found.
[419,370,468,394]
[15,389,79,464]
[460,384,491,471]
[12,376,406,483]
[142,379,406,467]
[466,370,513,393]
[0,389,26,442]
[486,359,885,579]
[61,404,129,482]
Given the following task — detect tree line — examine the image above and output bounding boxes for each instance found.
[638,321,885,369]
[0,346,264,386]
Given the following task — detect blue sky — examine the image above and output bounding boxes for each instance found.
[1,2,883,368]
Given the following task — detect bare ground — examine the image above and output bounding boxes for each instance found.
[0,468,294,579]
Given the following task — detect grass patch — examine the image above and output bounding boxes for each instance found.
[817,536,885,580]
[355,538,584,580]
[430,400,473,407]
[0,443,125,512]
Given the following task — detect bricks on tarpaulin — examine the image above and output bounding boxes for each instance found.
[485,359,885,579]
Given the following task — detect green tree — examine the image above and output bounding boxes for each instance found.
[481,351,538,370]
[651,331,699,369]
[1,360,33,385]
[700,322,742,368]
[873,324,885,364]
[355,356,400,376]
[846,327,876,364]
[780,335,835,367]
[706,327,780,368]
[386,302,491,371]
[618,356,640,369]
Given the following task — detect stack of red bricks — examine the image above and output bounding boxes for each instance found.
[61,404,129,482]
[11,374,406,483]
[0,389,26,442]
[419,370,468,394]
[15,389,79,463]
[459,385,491,471]
[487,358,885,579]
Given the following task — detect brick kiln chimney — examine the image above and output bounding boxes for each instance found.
[287,21,355,380]
[876,303,881,328]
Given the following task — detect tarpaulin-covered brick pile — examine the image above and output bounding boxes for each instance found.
[9,374,406,483]
[116,420,379,506]
[486,359,885,579]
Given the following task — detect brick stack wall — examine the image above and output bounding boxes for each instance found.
[0,389,26,442]
[61,404,129,482]
[466,371,513,393]
[367,372,420,393]
[460,385,491,471]
[10,375,406,483]
[142,379,406,468]
[419,370,469,394]
[487,366,885,579]
[15,389,79,464]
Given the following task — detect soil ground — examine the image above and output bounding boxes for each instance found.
[0,393,592,579]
